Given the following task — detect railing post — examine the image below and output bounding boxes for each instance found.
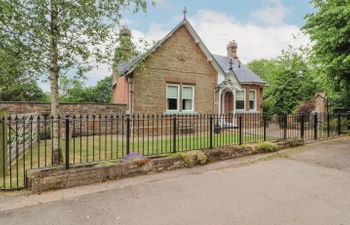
[126,115,130,155]
[327,113,330,137]
[263,113,267,142]
[337,113,341,136]
[172,115,176,153]
[0,112,8,177]
[284,113,287,140]
[65,115,70,169]
[239,114,242,145]
[209,114,213,149]
[300,112,304,139]
[314,112,318,140]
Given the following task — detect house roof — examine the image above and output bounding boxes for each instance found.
[115,18,265,86]
[116,18,226,79]
[213,55,266,85]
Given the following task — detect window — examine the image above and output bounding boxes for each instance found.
[249,90,256,111]
[166,84,179,111]
[182,85,194,111]
[235,90,245,111]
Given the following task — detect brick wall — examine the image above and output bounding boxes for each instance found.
[0,102,127,116]
[132,25,217,115]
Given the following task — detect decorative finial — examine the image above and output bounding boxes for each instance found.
[229,58,233,71]
[183,7,187,19]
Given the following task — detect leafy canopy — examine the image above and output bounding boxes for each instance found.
[0,0,150,78]
[247,46,318,114]
[303,0,350,98]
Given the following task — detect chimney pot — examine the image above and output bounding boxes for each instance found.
[227,40,238,60]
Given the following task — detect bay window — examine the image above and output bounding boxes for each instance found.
[249,90,257,111]
[235,90,245,111]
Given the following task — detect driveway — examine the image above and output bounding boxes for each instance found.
[0,137,350,225]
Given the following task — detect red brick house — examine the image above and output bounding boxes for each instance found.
[112,18,266,122]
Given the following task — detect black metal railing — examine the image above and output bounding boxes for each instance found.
[0,112,349,190]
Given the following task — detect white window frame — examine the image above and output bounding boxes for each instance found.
[166,84,180,112]
[182,85,195,112]
[249,89,257,111]
[235,89,246,112]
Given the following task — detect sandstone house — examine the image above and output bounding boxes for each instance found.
[112,17,266,126]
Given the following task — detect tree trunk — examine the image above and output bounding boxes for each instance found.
[50,3,62,166]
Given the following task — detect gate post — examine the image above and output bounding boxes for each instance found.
[300,112,304,139]
[172,115,177,153]
[314,112,318,140]
[0,110,8,177]
[126,115,131,155]
[239,114,242,145]
[284,113,287,140]
[327,113,330,137]
[337,113,341,136]
[263,113,267,142]
[209,114,213,149]
[65,115,70,169]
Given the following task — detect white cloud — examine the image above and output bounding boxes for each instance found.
[66,7,309,89]
[250,0,290,26]
[189,10,309,63]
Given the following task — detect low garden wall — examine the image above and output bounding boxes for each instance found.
[0,101,127,116]
[27,139,304,194]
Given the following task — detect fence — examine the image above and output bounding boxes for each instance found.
[0,112,349,190]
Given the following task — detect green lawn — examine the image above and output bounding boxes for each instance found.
[1,131,263,190]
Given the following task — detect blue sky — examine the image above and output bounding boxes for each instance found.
[124,0,313,32]
[40,0,314,91]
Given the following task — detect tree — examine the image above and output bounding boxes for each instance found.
[303,0,350,100]
[58,75,112,103]
[0,47,47,101]
[0,0,149,165]
[247,47,318,114]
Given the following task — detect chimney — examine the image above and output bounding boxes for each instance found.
[227,40,238,60]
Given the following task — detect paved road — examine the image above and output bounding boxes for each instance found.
[1,137,350,225]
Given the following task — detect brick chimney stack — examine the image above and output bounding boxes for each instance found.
[227,40,238,60]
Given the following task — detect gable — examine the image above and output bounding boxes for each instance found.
[117,19,225,78]
[142,25,217,76]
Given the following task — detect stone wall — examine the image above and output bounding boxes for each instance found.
[0,102,127,116]
[28,139,304,193]
[131,25,217,115]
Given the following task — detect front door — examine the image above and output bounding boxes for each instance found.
[223,91,234,123]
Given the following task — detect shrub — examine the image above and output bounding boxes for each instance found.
[170,150,208,167]
[321,118,348,132]
[285,139,304,147]
[38,128,51,140]
[256,142,279,153]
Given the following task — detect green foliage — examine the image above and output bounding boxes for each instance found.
[171,150,208,167]
[38,128,51,140]
[0,48,48,101]
[59,76,112,103]
[256,142,279,153]
[285,139,304,148]
[303,0,350,101]
[321,118,349,132]
[0,0,150,110]
[247,46,318,114]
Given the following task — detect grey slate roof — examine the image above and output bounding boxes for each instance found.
[213,55,266,84]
